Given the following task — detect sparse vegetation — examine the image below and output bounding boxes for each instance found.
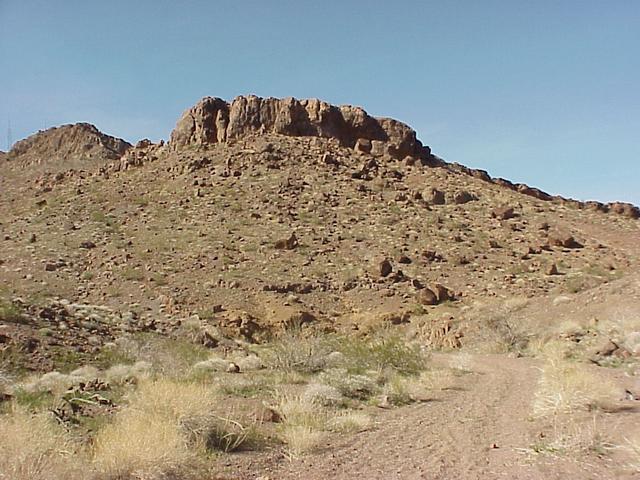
[532,346,619,418]
[0,298,26,324]
[0,408,84,480]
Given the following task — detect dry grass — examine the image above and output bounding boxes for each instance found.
[92,378,218,478]
[280,425,326,459]
[624,432,640,472]
[93,411,195,479]
[532,347,619,418]
[328,411,372,433]
[0,408,83,480]
[276,392,328,457]
[525,416,615,458]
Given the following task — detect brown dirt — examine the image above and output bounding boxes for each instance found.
[227,354,639,480]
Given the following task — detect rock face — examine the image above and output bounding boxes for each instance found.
[170,95,426,160]
[6,123,131,170]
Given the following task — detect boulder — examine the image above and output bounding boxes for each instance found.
[491,206,515,220]
[378,259,393,277]
[547,232,582,249]
[417,288,438,305]
[425,188,446,205]
[451,191,477,205]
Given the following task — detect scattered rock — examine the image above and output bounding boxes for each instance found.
[274,233,298,250]
[379,259,393,277]
[417,288,438,305]
[451,191,477,205]
[491,206,515,220]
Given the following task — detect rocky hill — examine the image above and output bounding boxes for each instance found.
[0,95,639,370]
[1,96,640,480]
[4,122,131,172]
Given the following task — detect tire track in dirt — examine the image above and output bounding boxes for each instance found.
[263,354,626,480]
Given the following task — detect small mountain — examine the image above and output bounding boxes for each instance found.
[5,122,131,172]
[0,94,638,365]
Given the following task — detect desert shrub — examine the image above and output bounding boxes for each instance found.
[0,408,84,479]
[106,334,210,378]
[333,335,427,375]
[104,361,152,385]
[0,299,27,324]
[317,368,378,400]
[261,331,335,373]
[302,383,344,406]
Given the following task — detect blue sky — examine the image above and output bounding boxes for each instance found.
[1,0,638,204]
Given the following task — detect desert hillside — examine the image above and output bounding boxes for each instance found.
[1,96,639,479]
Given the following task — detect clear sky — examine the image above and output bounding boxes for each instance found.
[1,0,638,204]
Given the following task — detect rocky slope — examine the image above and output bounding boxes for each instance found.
[4,123,131,172]
[0,95,639,370]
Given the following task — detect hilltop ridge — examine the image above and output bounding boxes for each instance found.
[5,122,131,171]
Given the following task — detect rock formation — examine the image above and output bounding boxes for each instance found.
[170,95,429,161]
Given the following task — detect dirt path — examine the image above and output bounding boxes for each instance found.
[243,354,637,480]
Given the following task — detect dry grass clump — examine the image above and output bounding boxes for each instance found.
[22,370,88,395]
[104,360,152,385]
[276,392,328,457]
[532,347,619,418]
[0,408,83,479]
[526,417,615,457]
[93,411,194,479]
[328,410,372,433]
[92,378,218,478]
[280,425,326,459]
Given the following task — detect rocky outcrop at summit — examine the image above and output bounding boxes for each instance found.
[6,123,131,171]
[170,95,428,160]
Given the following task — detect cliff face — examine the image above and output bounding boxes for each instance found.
[170,95,428,160]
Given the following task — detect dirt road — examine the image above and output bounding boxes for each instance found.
[243,354,638,480]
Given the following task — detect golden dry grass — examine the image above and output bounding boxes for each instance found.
[92,378,218,479]
[276,392,328,457]
[0,408,83,480]
[532,347,619,418]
